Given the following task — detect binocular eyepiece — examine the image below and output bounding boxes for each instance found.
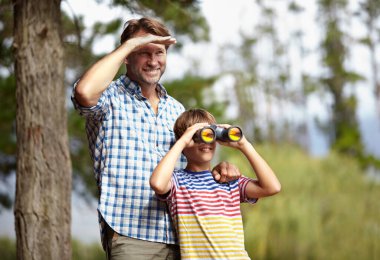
[193,125,243,143]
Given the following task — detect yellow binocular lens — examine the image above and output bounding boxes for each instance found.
[228,127,242,141]
[213,125,243,142]
[200,128,215,143]
[193,127,216,143]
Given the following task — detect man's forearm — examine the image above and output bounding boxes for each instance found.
[74,43,134,107]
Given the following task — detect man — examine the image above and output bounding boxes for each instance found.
[72,17,240,259]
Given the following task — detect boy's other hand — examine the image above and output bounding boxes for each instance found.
[211,161,241,183]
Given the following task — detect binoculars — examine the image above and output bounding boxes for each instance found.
[193,125,243,143]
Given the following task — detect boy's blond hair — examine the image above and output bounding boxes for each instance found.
[174,108,216,140]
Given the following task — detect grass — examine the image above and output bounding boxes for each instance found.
[0,238,105,260]
[219,143,380,260]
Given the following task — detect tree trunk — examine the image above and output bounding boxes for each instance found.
[13,0,72,259]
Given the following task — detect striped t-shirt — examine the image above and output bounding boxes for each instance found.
[160,169,257,260]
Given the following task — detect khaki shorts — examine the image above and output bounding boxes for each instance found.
[105,224,180,260]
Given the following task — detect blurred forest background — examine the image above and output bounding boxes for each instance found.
[0,0,379,259]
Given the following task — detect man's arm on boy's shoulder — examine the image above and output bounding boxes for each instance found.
[211,162,242,183]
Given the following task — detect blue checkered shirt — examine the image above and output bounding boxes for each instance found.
[71,75,186,245]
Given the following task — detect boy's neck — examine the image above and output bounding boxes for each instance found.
[185,162,211,172]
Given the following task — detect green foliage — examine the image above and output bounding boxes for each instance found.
[68,110,98,200]
[0,238,104,260]
[219,143,380,260]
[333,119,363,156]
[288,1,305,13]
[72,239,104,260]
[0,75,16,160]
[61,11,119,79]
[93,19,123,35]
[0,0,16,211]
[359,0,380,19]
[0,0,12,69]
[110,0,210,43]
[0,237,16,260]
[163,74,228,122]
[0,0,15,162]
[318,0,366,160]
[302,74,321,95]
[358,36,372,47]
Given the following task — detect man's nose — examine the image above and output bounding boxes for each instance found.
[147,54,159,65]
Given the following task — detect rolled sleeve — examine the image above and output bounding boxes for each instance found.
[155,173,178,204]
[239,176,258,204]
[71,80,112,121]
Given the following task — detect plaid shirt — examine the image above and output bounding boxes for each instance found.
[71,75,186,246]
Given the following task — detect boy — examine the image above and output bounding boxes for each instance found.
[150,108,281,259]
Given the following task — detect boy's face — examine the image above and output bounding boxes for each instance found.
[182,138,216,166]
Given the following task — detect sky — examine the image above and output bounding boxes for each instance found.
[1,0,379,244]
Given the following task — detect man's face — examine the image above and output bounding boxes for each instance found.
[126,32,167,88]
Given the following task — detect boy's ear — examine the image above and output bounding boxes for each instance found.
[124,57,129,64]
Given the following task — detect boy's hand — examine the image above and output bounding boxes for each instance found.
[215,124,249,150]
[177,122,210,147]
[212,162,241,183]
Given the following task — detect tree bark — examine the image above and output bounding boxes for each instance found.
[13,0,72,259]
